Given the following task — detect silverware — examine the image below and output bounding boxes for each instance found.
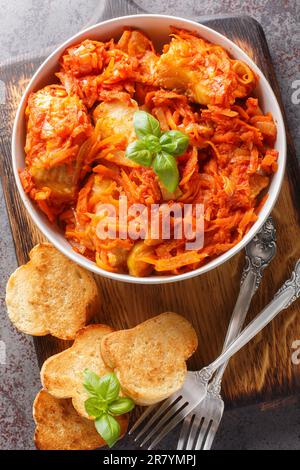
[130,254,300,450]
[177,217,276,450]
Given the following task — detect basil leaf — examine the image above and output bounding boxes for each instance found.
[108,397,135,415]
[98,373,120,403]
[153,152,179,193]
[95,414,120,448]
[84,397,107,418]
[83,369,102,397]
[126,140,153,167]
[134,110,161,138]
[160,130,189,156]
[141,134,161,154]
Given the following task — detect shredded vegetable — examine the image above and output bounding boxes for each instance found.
[20,28,278,276]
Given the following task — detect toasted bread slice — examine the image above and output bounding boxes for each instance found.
[5,243,100,340]
[41,324,114,418]
[101,312,198,405]
[33,390,128,450]
[33,390,105,450]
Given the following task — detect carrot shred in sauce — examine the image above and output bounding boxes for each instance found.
[21,28,278,276]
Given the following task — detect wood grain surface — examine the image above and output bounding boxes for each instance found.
[1,15,300,408]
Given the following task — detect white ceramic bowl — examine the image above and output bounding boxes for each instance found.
[12,14,286,284]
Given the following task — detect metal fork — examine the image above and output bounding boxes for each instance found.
[129,256,300,450]
[177,217,276,450]
[130,217,275,449]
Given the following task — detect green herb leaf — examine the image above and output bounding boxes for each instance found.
[108,397,135,415]
[83,369,103,397]
[160,130,189,156]
[126,140,153,167]
[84,397,107,418]
[134,110,161,139]
[97,373,120,403]
[95,414,121,448]
[141,134,161,154]
[83,371,135,448]
[153,152,179,193]
[83,370,120,402]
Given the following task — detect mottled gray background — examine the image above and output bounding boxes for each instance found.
[0,0,299,450]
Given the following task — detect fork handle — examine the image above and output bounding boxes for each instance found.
[211,268,257,386]
[208,259,300,374]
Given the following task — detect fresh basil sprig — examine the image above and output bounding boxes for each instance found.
[134,110,161,139]
[83,369,134,448]
[126,111,189,193]
[153,151,179,194]
[125,140,153,167]
[159,130,190,156]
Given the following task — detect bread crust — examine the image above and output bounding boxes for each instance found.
[100,312,198,405]
[33,390,128,450]
[5,243,100,340]
[41,324,115,418]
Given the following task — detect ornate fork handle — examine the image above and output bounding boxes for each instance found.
[206,258,300,376]
[208,218,276,396]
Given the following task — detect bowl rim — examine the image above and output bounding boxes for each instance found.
[11,13,287,285]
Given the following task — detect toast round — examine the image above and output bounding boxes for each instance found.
[100,312,198,405]
[33,390,128,450]
[41,324,114,418]
[5,243,100,340]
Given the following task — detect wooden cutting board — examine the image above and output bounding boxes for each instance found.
[1,15,300,409]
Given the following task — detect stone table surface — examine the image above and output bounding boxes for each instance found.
[0,0,299,450]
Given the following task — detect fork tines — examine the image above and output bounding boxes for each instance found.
[177,413,216,450]
[129,394,191,449]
